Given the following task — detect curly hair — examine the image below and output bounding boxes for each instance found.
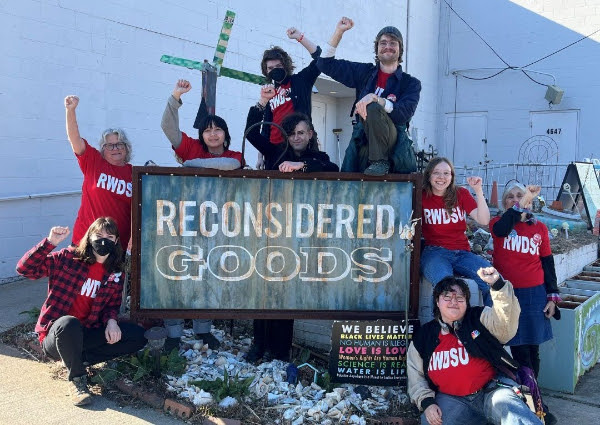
[423,157,458,214]
[280,112,319,153]
[261,46,295,80]
[99,128,133,163]
[374,33,404,65]
[74,217,123,274]
[432,276,471,321]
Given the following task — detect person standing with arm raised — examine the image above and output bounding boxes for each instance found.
[64,95,134,251]
[318,17,421,176]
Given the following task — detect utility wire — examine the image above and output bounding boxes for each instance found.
[443,0,600,86]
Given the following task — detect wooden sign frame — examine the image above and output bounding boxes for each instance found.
[130,167,422,320]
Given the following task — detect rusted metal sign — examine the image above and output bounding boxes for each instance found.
[130,168,422,319]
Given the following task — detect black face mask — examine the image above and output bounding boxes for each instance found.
[268,68,287,84]
[92,238,116,256]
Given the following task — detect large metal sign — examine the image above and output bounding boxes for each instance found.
[131,168,422,319]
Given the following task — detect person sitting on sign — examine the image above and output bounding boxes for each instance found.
[64,95,134,252]
[16,218,147,407]
[420,157,494,306]
[407,268,542,425]
[317,17,421,176]
[490,182,560,424]
[161,79,243,169]
[244,110,338,363]
[246,100,339,174]
[255,26,321,169]
[161,78,239,351]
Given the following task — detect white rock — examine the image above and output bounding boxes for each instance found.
[291,416,304,425]
[193,342,202,350]
[327,407,342,418]
[283,408,296,420]
[218,396,238,408]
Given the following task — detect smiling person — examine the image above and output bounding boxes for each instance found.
[490,182,560,424]
[245,106,339,174]
[161,79,242,169]
[16,218,147,406]
[420,157,494,306]
[160,79,243,351]
[407,267,541,425]
[317,17,421,176]
[65,95,133,251]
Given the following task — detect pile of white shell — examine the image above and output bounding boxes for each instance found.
[164,328,409,423]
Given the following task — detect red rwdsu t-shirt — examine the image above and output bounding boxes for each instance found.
[73,140,132,250]
[174,132,243,163]
[421,187,477,251]
[428,331,495,396]
[67,262,105,322]
[374,70,392,96]
[269,80,294,145]
[490,218,551,288]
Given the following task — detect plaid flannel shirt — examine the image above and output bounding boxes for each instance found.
[16,238,123,343]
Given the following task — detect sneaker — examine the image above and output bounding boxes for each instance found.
[69,375,92,406]
[196,332,220,350]
[245,343,265,363]
[364,160,390,176]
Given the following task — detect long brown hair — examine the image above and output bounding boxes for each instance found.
[423,157,458,213]
[74,217,123,274]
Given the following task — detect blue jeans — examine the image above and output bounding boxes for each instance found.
[421,377,542,425]
[421,246,492,306]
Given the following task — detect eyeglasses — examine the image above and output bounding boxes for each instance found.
[432,171,452,177]
[379,40,399,48]
[441,292,466,303]
[103,142,126,151]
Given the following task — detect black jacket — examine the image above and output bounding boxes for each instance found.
[261,46,322,141]
[246,106,339,172]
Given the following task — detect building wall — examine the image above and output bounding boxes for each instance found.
[1,0,438,280]
[437,0,600,177]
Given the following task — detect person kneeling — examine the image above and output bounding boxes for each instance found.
[407,267,542,425]
[16,218,147,406]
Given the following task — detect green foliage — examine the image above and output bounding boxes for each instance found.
[189,369,254,402]
[297,348,311,364]
[18,307,41,322]
[91,348,187,385]
[317,371,337,392]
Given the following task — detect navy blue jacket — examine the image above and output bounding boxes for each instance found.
[317,56,421,125]
[261,46,322,141]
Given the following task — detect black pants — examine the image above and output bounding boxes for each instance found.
[42,315,147,380]
[252,319,294,358]
[510,344,540,378]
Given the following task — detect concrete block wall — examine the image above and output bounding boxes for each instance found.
[437,0,600,167]
[2,0,446,279]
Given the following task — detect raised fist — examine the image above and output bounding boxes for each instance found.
[336,17,354,32]
[477,267,500,286]
[48,226,70,246]
[260,84,276,103]
[64,95,79,110]
[172,79,191,99]
[286,27,302,40]
[466,176,483,192]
